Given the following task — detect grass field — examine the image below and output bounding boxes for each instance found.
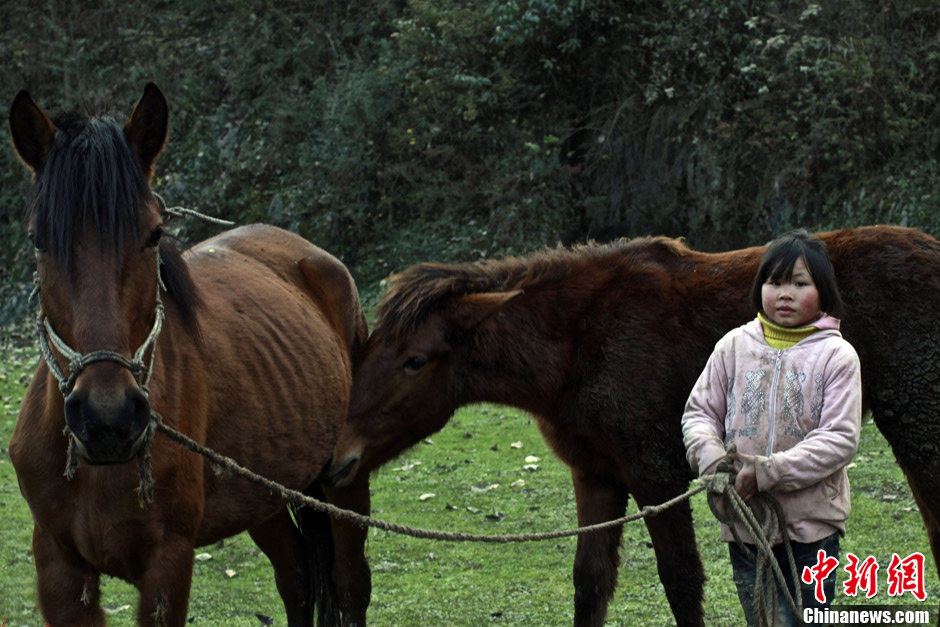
[1,333,937,625]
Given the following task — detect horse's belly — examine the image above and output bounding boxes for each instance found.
[182,232,356,542]
[194,321,349,542]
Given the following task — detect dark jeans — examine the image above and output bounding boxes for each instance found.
[729,533,840,626]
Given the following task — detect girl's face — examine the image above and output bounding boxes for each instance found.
[761,257,822,327]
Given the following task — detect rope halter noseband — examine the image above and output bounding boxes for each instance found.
[35,259,166,398]
[32,251,165,503]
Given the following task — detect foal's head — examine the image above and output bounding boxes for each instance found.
[329,261,522,487]
[10,84,170,464]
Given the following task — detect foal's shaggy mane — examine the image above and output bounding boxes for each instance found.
[376,236,691,338]
[28,112,200,331]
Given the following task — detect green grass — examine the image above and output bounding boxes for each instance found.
[0,337,937,625]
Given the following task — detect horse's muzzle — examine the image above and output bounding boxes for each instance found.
[326,455,360,488]
[64,387,152,464]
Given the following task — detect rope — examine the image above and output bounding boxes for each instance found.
[153,192,235,226]
[152,416,706,543]
[163,206,236,226]
[703,450,803,626]
[26,197,721,547]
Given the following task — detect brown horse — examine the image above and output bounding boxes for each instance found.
[327,225,940,625]
[9,84,371,626]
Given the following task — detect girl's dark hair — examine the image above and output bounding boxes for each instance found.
[749,229,843,317]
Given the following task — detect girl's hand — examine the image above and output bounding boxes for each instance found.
[733,453,758,502]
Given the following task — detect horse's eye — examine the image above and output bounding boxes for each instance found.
[403,355,427,374]
[28,231,46,254]
[145,226,164,249]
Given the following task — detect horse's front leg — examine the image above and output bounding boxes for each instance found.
[136,532,195,627]
[324,473,372,626]
[570,470,628,627]
[633,482,705,627]
[33,527,106,626]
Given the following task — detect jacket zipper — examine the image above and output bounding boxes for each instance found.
[767,349,784,455]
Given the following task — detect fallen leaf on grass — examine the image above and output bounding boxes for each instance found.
[511,479,526,488]
[104,604,131,614]
[470,482,500,492]
[225,569,237,578]
[195,553,212,562]
[524,455,540,463]
[523,464,540,471]
[419,493,436,501]
[395,461,422,472]
[510,441,523,449]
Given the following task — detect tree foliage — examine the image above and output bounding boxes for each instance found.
[2,1,939,321]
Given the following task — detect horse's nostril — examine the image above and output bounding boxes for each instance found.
[127,389,151,425]
[64,387,150,438]
[64,390,89,436]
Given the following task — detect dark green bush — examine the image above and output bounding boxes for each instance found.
[2,0,939,323]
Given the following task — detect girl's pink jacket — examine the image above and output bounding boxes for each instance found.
[682,315,862,544]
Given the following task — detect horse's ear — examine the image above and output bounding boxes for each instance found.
[9,90,56,172]
[450,290,523,330]
[124,83,168,175]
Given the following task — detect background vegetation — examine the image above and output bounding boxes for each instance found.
[2,1,940,316]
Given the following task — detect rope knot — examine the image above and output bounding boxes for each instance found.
[701,470,731,496]
[699,444,804,625]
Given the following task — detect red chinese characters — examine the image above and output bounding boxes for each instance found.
[805,550,927,603]
[802,550,840,603]
[886,552,927,602]
[843,553,880,598]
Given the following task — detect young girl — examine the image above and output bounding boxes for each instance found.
[682,229,862,626]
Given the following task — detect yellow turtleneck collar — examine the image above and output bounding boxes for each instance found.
[758,312,820,349]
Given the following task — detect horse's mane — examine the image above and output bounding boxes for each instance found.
[375,236,691,338]
[28,112,200,330]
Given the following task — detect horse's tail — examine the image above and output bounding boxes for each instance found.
[291,483,340,626]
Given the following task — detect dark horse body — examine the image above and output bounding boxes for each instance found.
[328,226,940,625]
[9,85,371,625]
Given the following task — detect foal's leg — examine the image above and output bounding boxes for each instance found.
[633,485,705,627]
[249,508,313,627]
[571,471,628,627]
[32,529,105,626]
[324,475,372,626]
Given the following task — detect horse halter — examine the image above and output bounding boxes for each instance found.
[33,253,166,399]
